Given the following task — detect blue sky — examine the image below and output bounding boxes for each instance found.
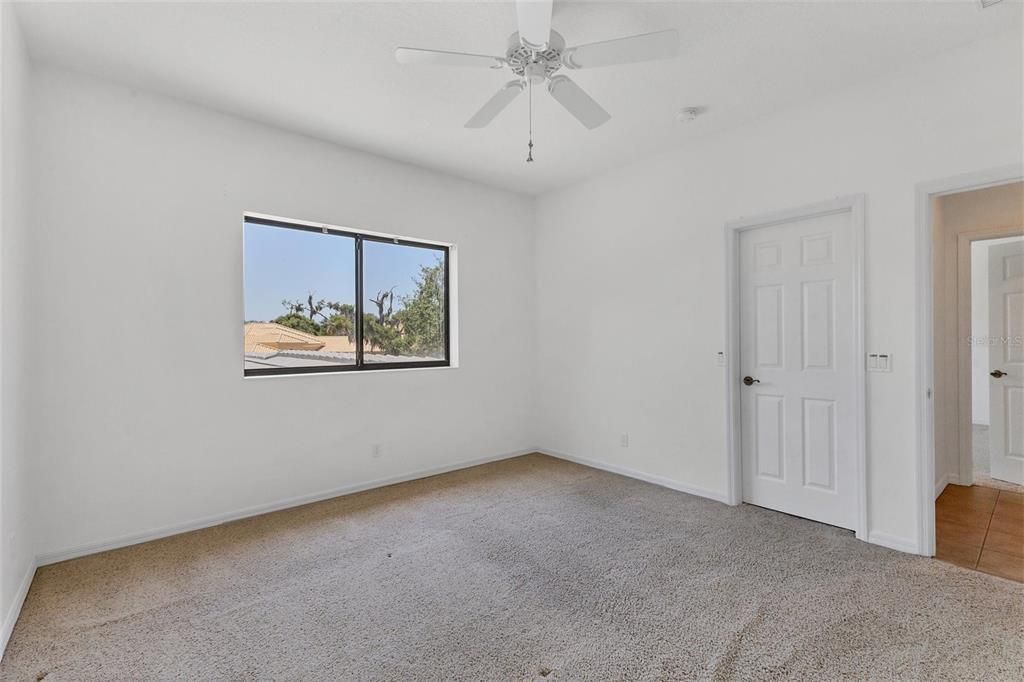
[244,223,442,322]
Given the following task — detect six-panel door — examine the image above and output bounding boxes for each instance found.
[739,210,859,531]
[988,239,1024,486]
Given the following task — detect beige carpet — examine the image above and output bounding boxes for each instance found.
[3,454,1023,681]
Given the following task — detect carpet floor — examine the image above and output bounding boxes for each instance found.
[3,454,1023,680]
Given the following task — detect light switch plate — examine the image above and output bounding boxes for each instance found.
[716,351,726,367]
[867,353,893,372]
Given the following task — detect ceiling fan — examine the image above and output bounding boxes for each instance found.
[394,0,679,145]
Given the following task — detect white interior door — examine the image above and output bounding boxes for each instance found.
[739,209,859,531]
[988,239,1024,485]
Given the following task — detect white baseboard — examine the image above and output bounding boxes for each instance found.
[539,449,731,504]
[538,450,920,555]
[868,530,920,555]
[0,561,36,661]
[934,472,961,500]
[37,448,536,566]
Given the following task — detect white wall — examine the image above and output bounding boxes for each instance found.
[533,29,1023,551]
[0,1,34,651]
[11,6,1024,574]
[28,65,537,560]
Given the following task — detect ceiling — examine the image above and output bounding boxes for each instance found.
[15,1,1023,195]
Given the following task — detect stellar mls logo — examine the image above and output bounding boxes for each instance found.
[967,335,1024,346]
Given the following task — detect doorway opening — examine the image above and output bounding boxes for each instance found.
[930,181,1023,581]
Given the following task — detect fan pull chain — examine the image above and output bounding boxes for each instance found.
[526,71,534,163]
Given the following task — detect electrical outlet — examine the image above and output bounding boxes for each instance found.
[371,443,382,458]
[620,433,629,448]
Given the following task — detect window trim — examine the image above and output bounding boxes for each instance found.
[243,213,453,377]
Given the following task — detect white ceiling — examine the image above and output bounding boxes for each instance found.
[15,0,1023,195]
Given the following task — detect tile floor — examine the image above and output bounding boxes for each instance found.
[935,484,1024,582]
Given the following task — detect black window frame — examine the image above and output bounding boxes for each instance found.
[243,215,451,377]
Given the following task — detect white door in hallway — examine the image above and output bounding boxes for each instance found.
[739,208,860,531]
[988,239,1024,485]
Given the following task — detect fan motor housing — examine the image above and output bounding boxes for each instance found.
[506,30,565,81]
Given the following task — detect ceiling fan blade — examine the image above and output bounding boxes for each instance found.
[547,75,611,129]
[561,29,679,69]
[516,0,553,51]
[465,81,525,128]
[395,47,505,69]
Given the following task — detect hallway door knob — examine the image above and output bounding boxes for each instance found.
[743,376,760,386]
[990,370,1007,378]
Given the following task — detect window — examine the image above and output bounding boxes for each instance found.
[243,215,450,376]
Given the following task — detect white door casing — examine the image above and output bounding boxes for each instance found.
[736,204,862,531]
[988,239,1024,485]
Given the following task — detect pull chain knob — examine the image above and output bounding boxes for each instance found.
[526,58,536,164]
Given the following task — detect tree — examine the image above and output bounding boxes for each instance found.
[268,256,444,357]
[394,260,445,357]
[276,295,357,338]
[323,313,354,339]
[369,288,396,324]
[363,314,406,355]
[322,302,356,340]
[306,293,326,322]
[272,312,321,335]
[280,299,306,317]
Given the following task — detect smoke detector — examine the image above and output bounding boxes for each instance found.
[677,106,705,122]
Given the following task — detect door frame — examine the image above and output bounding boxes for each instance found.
[723,194,868,541]
[955,228,1024,488]
[915,164,1023,557]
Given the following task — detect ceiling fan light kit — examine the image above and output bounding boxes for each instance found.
[395,0,681,162]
